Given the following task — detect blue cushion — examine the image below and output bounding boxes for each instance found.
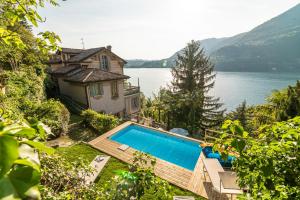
[203,146,235,168]
[202,146,213,156]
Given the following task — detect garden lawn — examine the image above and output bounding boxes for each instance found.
[57,143,205,200]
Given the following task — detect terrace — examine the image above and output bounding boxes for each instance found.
[124,84,140,96]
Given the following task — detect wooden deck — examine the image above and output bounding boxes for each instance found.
[89,122,210,199]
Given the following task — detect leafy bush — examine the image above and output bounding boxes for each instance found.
[1,68,46,120]
[0,120,53,200]
[215,117,300,199]
[40,154,103,200]
[267,81,300,121]
[81,109,119,134]
[25,99,70,138]
[102,152,172,200]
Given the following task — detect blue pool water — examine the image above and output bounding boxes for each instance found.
[110,125,202,171]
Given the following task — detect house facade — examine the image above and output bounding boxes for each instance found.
[49,46,140,116]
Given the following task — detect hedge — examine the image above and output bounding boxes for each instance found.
[81,109,119,134]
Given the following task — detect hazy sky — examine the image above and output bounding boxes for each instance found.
[36,0,299,59]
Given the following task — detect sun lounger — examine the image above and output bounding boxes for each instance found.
[84,155,110,184]
[118,144,129,151]
[202,158,243,199]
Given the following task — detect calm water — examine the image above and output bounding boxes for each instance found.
[124,68,300,111]
[110,124,201,170]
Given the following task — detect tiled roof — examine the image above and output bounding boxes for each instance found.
[64,68,130,83]
[49,65,81,75]
[51,47,127,64]
[68,48,105,63]
[60,48,85,54]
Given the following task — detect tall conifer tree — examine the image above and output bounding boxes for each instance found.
[170,40,224,133]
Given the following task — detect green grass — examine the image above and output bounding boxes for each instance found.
[57,143,205,200]
[57,143,128,185]
[67,124,98,142]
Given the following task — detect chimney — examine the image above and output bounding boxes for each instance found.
[106,45,112,51]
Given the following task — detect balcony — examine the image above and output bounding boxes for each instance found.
[124,85,140,96]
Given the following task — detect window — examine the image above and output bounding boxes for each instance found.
[111,81,118,98]
[90,83,103,97]
[131,97,139,109]
[100,55,109,71]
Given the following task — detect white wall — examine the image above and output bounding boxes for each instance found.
[83,50,124,74]
[124,93,140,115]
[58,78,87,105]
[88,80,125,114]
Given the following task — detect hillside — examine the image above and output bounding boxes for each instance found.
[126,4,300,72]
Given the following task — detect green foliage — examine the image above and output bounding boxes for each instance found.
[227,100,247,128]
[141,41,225,134]
[226,81,300,134]
[57,144,204,200]
[215,117,300,199]
[268,81,300,121]
[81,109,119,134]
[0,22,49,70]
[102,152,172,200]
[0,120,53,200]
[26,99,70,138]
[1,69,70,137]
[57,143,129,186]
[0,0,60,51]
[40,154,103,199]
[171,41,225,133]
[0,63,46,121]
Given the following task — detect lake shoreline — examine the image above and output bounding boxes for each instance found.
[124,68,300,111]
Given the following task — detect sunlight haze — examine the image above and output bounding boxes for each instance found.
[36,0,300,59]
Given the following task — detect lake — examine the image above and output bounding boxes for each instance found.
[124,68,300,111]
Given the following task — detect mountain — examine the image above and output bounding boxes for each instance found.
[126,4,300,72]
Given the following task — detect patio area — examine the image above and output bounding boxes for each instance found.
[89,122,234,199]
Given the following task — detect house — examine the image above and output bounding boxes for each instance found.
[48,46,140,116]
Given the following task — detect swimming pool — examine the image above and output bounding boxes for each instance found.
[109,125,202,171]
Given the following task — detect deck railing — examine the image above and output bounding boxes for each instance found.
[124,85,140,96]
[126,113,167,130]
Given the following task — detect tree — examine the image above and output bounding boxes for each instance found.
[268,80,300,121]
[170,40,224,133]
[226,100,248,129]
[0,0,60,52]
[0,22,49,70]
[215,117,300,199]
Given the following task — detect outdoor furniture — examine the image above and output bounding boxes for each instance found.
[169,128,189,136]
[202,158,243,199]
[203,146,235,168]
[118,144,129,151]
[84,155,110,184]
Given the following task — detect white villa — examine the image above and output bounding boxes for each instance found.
[48,46,140,116]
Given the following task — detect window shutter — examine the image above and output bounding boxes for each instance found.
[98,83,103,95]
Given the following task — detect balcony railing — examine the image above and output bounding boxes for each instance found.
[124,85,140,96]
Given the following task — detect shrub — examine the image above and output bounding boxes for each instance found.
[215,117,300,199]
[0,120,54,200]
[81,109,119,134]
[40,154,104,199]
[26,99,70,138]
[102,152,172,200]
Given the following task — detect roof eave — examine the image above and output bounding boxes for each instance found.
[64,76,129,84]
